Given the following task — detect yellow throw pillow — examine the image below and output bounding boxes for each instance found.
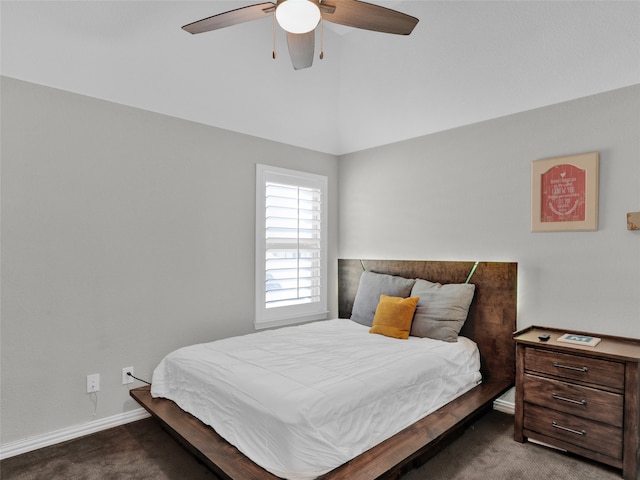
[369,295,420,339]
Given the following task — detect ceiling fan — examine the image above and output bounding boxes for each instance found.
[182,0,419,70]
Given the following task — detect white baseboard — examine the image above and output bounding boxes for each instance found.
[2,388,515,460]
[493,386,515,415]
[0,407,150,460]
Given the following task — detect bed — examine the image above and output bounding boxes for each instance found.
[131,259,518,480]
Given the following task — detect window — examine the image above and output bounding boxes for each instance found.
[255,164,328,329]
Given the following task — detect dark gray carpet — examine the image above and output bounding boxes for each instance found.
[1,410,630,480]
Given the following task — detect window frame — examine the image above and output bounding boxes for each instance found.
[255,164,328,329]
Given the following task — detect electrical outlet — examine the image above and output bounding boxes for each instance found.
[122,366,134,385]
[87,373,100,393]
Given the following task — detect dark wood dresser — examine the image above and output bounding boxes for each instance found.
[514,326,640,480]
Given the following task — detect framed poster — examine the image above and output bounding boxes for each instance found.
[531,152,599,232]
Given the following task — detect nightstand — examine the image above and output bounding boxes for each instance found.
[514,326,640,480]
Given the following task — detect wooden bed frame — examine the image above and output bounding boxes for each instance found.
[131,259,517,480]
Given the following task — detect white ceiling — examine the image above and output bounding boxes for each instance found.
[2,1,639,155]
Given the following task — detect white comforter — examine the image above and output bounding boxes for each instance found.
[151,319,481,480]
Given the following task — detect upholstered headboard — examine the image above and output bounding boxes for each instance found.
[338,259,518,384]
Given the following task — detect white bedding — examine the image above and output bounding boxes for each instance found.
[151,318,481,480]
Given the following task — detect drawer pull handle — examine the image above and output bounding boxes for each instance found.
[552,393,586,406]
[552,421,585,436]
[552,362,588,373]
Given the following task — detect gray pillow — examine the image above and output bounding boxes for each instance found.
[409,279,475,342]
[350,271,416,327]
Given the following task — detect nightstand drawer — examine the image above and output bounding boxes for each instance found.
[524,403,623,460]
[523,374,623,427]
[524,347,625,390]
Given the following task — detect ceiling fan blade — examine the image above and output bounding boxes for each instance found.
[182,2,275,34]
[286,31,315,70]
[321,0,418,35]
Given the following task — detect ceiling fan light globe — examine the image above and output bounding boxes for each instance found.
[276,0,321,34]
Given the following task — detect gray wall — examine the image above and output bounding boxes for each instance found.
[2,76,639,447]
[0,77,339,443]
[339,84,640,337]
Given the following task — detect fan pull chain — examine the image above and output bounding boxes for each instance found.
[272,14,277,59]
[319,18,324,60]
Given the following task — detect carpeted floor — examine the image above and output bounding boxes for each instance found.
[1,410,631,480]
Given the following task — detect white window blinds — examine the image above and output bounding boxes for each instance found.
[265,182,322,308]
[256,165,328,329]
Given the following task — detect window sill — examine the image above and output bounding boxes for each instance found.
[254,311,329,330]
